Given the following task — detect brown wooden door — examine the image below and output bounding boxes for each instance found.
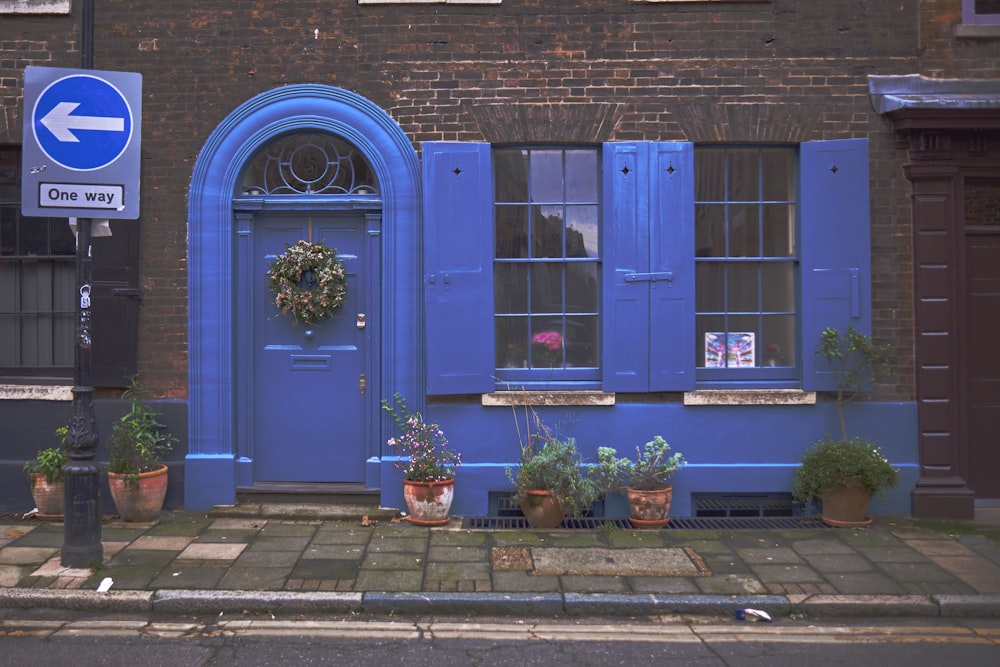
[965,228,1000,499]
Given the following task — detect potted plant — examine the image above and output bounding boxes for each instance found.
[794,325,899,526]
[382,393,461,526]
[107,374,176,522]
[23,426,71,518]
[594,436,684,528]
[506,407,598,528]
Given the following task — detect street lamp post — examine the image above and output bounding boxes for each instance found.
[61,0,103,569]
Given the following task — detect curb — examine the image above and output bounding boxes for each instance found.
[3,589,998,618]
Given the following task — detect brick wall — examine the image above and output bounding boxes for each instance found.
[5,0,997,399]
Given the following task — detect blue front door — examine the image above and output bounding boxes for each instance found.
[250,212,373,482]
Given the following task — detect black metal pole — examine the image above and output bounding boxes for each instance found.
[62,0,102,568]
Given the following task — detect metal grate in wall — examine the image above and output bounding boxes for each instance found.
[460,515,830,530]
[692,493,796,518]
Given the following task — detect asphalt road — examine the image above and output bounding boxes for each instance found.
[1,611,999,666]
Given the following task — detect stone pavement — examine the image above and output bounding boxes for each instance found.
[1,508,999,619]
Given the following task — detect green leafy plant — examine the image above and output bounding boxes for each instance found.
[593,436,685,493]
[506,409,597,517]
[794,326,898,504]
[381,393,461,482]
[793,435,899,503]
[108,374,176,488]
[23,426,70,484]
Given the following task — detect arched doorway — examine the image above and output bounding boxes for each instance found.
[235,133,380,485]
[186,85,421,510]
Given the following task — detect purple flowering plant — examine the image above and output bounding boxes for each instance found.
[381,393,461,482]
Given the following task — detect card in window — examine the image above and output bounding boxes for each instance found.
[705,332,755,368]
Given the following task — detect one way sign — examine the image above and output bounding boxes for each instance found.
[21,66,142,220]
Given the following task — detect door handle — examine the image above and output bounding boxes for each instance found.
[359,374,366,395]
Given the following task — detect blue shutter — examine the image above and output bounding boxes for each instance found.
[602,142,695,392]
[800,138,872,391]
[649,142,696,391]
[423,142,494,394]
[602,143,650,392]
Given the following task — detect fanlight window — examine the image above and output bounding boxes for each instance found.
[240,133,379,195]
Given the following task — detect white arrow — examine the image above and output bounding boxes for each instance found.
[40,102,125,143]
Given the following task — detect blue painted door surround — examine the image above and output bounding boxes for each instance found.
[186,85,422,510]
[248,212,373,483]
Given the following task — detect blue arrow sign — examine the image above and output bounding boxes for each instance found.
[33,74,134,172]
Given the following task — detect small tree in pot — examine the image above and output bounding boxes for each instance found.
[794,326,899,526]
[107,374,176,521]
[594,436,684,528]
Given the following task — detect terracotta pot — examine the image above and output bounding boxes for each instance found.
[519,489,565,529]
[108,464,169,522]
[403,478,455,526]
[821,478,873,527]
[626,486,672,529]
[28,473,65,518]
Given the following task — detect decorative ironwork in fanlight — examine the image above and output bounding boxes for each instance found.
[240,133,379,196]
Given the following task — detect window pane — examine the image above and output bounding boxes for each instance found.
[531,320,565,368]
[566,315,598,367]
[565,150,598,202]
[727,149,759,201]
[19,222,48,256]
[976,0,1000,13]
[530,263,563,314]
[762,204,795,257]
[727,263,759,312]
[497,316,528,368]
[965,178,1000,226]
[696,148,725,201]
[697,316,725,367]
[761,148,794,201]
[50,220,76,255]
[530,150,564,202]
[1,207,15,255]
[696,262,725,312]
[566,263,598,313]
[566,205,598,258]
[495,263,527,314]
[495,149,528,203]
[496,206,528,258]
[728,205,760,257]
[761,315,796,367]
[761,262,795,312]
[533,206,564,258]
[696,205,726,257]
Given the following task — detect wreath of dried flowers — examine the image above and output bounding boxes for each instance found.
[266,240,347,325]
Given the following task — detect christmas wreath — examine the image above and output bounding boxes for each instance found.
[266,240,347,325]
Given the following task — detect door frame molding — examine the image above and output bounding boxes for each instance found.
[186,85,421,510]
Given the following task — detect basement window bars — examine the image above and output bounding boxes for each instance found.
[239,133,379,196]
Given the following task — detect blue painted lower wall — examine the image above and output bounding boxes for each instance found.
[378,400,919,518]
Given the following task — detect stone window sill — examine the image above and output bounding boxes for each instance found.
[956,24,1000,38]
[483,391,615,407]
[684,389,816,406]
